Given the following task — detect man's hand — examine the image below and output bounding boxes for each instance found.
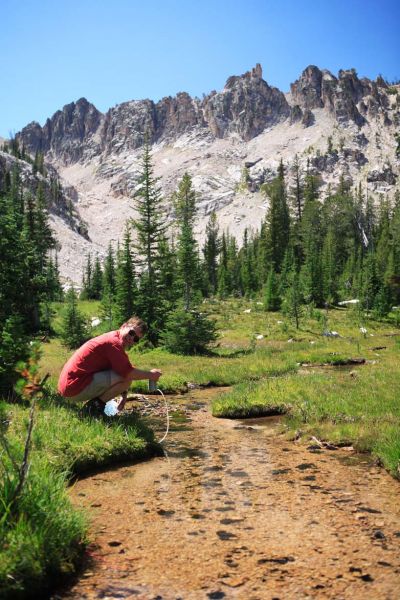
[149,369,162,381]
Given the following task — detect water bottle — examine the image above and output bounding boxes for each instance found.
[104,399,119,416]
[148,379,157,393]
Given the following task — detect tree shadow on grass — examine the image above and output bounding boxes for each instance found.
[209,346,257,359]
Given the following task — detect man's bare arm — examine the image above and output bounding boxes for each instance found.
[128,368,162,381]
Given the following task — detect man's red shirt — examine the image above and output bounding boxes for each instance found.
[58,330,134,397]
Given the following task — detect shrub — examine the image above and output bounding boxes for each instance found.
[161,306,218,354]
[60,288,88,349]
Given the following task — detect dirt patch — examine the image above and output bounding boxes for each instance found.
[55,388,400,599]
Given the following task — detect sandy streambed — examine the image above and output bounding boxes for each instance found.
[54,388,400,600]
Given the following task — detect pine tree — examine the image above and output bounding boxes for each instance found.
[161,305,218,355]
[217,232,240,298]
[290,154,304,223]
[287,156,305,266]
[0,167,54,391]
[132,138,167,342]
[264,268,281,311]
[360,252,379,311]
[375,197,391,279]
[0,187,31,392]
[0,189,29,327]
[257,219,272,287]
[300,174,323,306]
[91,254,103,300]
[61,287,88,349]
[238,229,258,297]
[46,254,63,302]
[217,233,229,298]
[387,191,400,303]
[81,253,93,300]
[158,234,179,311]
[115,225,136,324]
[20,184,56,331]
[227,234,241,295]
[202,211,221,296]
[33,184,54,269]
[101,243,116,328]
[263,160,290,272]
[282,267,303,329]
[373,283,392,318]
[162,173,217,354]
[321,226,338,304]
[33,151,45,176]
[173,172,199,310]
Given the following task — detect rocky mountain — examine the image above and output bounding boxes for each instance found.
[11,64,400,284]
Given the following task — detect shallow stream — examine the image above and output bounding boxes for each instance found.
[55,388,400,599]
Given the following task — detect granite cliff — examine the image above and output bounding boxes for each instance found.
[9,64,400,283]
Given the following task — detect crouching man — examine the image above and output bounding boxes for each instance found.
[58,316,162,416]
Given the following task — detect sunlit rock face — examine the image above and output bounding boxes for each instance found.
[202,64,290,140]
[290,65,393,127]
[19,98,102,164]
[11,63,400,284]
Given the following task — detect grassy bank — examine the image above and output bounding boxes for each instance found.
[0,395,157,599]
[3,298,398,597]
[44,298,400,480]
[209,303,400,478]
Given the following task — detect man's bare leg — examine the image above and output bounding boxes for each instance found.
[117,390,128,411]
[81,378,132,416]
[99,378,131,407]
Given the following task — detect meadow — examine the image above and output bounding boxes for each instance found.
[1,297,399,597]
[43,297,400,476]
[210,300,399,478]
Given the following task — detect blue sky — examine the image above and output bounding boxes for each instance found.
[1,0,399,137]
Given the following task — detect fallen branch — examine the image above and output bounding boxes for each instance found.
[310,436,338,450]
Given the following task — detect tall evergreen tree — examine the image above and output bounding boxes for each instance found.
[0,187,30,392]
[21,183,56,330]
[217,232,240,298]
[375,197,391,279]
[360,252,380,311]
[61,287,88,349]
[257,219,272,287]
[115,225,136,324]
[239,228,257,297]
[264,268,281,311]
[0,188,28,326]
[300,174,323,306]
[282,267,303,329]
[321,226,338,304]
[101,243,116,328]
[264,159,290,272]
[290,154,304,223]
[387,191,400,303]
[217,233,229,299]
[173,172,199,310]
[132,137,167,342]
[162,173,217,354]
[158,234,179,311]
[80,253,93,300]
[46,254,63,302]
[202,211,221,296]
[91,254,103,300]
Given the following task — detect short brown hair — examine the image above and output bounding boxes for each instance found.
[120,316,147,334]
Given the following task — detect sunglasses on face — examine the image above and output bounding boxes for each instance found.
[128,329,141,343]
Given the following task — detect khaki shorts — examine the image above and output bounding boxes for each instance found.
[69,370,123,403]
